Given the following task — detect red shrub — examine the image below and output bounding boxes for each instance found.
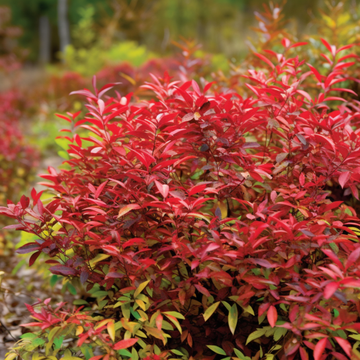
[3,36,360,360]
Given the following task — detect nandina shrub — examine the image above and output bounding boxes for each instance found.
[4,39,360,360]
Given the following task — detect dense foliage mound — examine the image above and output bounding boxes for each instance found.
[3,35,360,360]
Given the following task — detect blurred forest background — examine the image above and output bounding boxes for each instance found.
[1,0,322,64]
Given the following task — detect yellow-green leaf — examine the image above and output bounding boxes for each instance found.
[48,326,61,342]
[207,345,226,355]
[187,212,210,223]
[32,354,46,360]
[137,309,149,321]
[117,204,140,218]
[246,328,267,345]
[134,280,150,299]
[217,200,228,219]
[76,326,83,336]
[89,254,110,268]
[94,319,111,330]
[4,353,18,360]
[203,301,220,322]
[164,314,182,334]
[229,303,238,335]
[135,299,146,310]
[240,304,255,316]
[162,311,185,320]
[108,320,115,342]
[131,347,139,360]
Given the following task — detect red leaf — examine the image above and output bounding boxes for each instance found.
[29,251,41,267]
[55,113,72,123]
[339,172,351,189]
[321,38,333,54]
[299,346,309,360]
[254,53,275,69]
[323,282,339,299]
[113,338,138,350]
[95,181,108,199]
[267,305,277,328]
[155,180,169,198]
[290,42,308,49]
[345,247,360,270]
[49,265,77,276]
[16,243,41,254]
[314,338,327,360]
[204,81,216,92]
[307,63,323,82]
[334,337,351,358]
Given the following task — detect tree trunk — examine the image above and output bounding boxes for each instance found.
[39,15,51,64]
[57,0,70,57]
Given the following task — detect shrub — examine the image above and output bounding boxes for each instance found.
[0,88,39,255]
[3,33,360,360]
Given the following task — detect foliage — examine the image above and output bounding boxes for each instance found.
[0,87,39,255]
[3,26,360,359]
[60,4,155,77]
[1,0,319,61]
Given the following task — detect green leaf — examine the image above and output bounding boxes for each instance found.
[50,274,58,287]
[58,150,69,160]
[171,349,185,356]
[273,327,287,341]
[48,327,61,343]
[130,307,141,320]
[67,283,77,295]
[131,348,139,360]
[98,299,108,309]
[92,290,109,298]
[207,345,226,355]
[117,349,132,357]
[329,242,339,253]
[234,348,251,360]
[54,335,64,349]
[20,333,37,339]
[246,328,267,345]
[73,299,89,305]
[229,303,238,335]
[80,345,94,360]
[203,301,220,322]
[31,338,45,347]
[11,259,26,275]
[222,301,231,311]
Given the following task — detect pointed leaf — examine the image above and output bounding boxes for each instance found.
[134,280,150,298]
[314,338,327,360]
[228,303,238,335]
[203,301,220,322]
[267,305,277,328]
[207,345,226,355]
[113,338,138,350]
[117,204,141,218]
